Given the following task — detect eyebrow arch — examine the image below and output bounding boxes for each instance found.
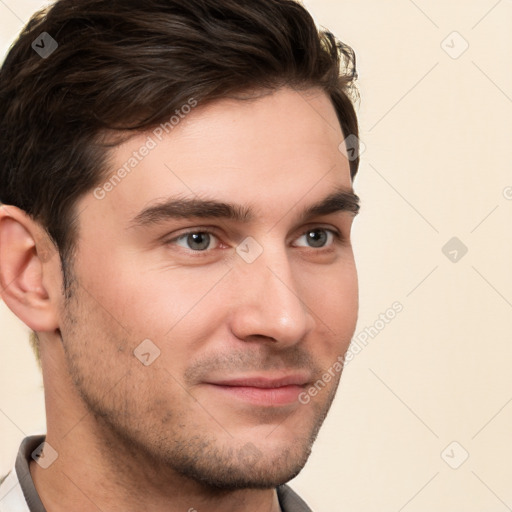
[129,186,360,229]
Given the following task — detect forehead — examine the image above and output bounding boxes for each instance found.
[82,86,352,229]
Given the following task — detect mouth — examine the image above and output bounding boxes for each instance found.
[204,374,311,407]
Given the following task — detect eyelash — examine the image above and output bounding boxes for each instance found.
[165,226,345,255]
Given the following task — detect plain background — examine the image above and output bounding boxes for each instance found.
[1,1,512,510]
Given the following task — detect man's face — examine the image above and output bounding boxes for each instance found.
[58,86,358,489]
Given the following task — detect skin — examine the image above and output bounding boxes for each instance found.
[0,86,358,512]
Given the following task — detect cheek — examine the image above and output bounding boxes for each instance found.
[303,258,358,359]
[304,256,358,318]
[76,247,231,341]
[73,241,357,367]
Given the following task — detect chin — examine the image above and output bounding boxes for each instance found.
[152,390,332,490]
[171,441,313,490]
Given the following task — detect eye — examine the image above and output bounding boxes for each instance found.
[172,231,220,252]
[166,227,343,254]
[293,228,340,249]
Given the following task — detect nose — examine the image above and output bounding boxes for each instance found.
[228,242,316,347]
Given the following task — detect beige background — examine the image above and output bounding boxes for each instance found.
[1,0,512,510]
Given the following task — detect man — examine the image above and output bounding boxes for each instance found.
[0,0,361,510]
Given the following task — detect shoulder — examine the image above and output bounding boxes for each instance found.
[0,467,29,512]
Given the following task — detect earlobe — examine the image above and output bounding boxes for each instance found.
[0,205,60,332]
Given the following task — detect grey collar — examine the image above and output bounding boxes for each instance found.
[15,435,47,512]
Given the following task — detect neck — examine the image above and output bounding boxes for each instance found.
[29,425,282,512]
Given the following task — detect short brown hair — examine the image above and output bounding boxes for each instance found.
[0,0,359,288]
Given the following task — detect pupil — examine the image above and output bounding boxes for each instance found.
[308,230,326,248]
[188,232,209,250]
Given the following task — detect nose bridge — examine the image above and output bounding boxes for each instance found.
[230,238,314,344]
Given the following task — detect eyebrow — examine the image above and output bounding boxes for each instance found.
[129,186,360,228]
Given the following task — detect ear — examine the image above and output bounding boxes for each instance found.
[0,204,60,332]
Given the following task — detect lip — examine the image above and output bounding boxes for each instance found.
[205,373,311,407]
[210,374,311,388]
